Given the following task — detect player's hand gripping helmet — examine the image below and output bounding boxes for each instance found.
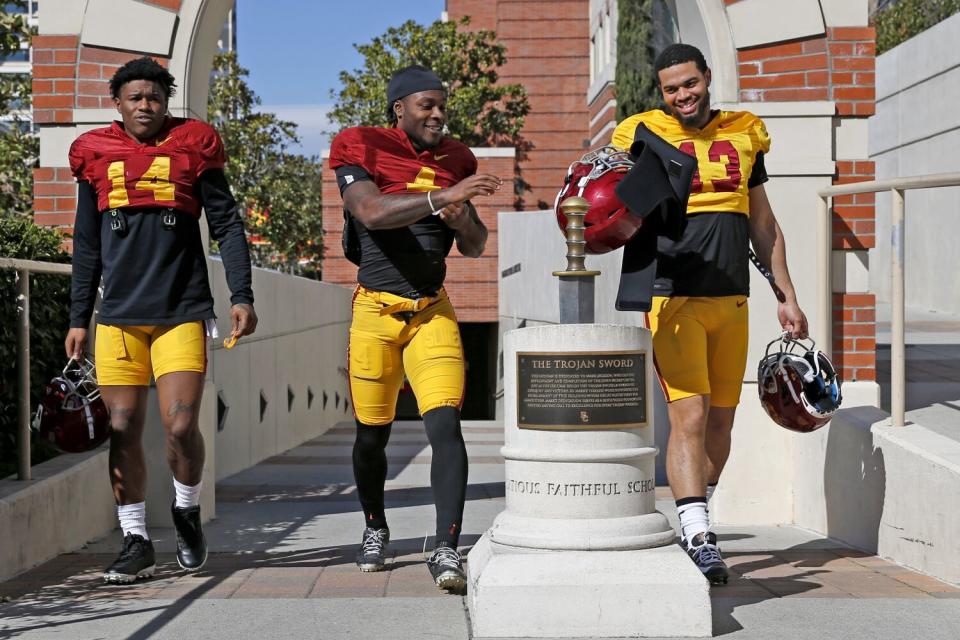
[757,334,842,433]
[554,146,639,254]
[33,357,110,453]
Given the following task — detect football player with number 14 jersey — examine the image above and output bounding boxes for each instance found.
[65,57,258,584]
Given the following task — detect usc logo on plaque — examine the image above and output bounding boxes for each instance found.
[516,350,647,430]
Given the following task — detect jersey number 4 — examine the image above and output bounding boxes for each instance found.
[678,140,742,193]
[406,166,442,192]
[107,157,176,208]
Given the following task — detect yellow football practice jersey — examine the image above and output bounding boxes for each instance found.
[611,109,770,216]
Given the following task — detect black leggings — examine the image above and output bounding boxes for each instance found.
[352,406,468,546]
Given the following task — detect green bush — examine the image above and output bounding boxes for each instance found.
[875,0,960,54]
[0,214,71,477]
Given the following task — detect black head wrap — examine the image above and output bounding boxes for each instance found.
[387,65,444,106]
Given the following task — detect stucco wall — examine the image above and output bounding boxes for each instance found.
[870,11,960,314]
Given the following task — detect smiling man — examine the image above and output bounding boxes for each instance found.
[611,44,808,584]
[328,64,501,592]
[66,57,257,583]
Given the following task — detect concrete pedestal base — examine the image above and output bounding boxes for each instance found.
[467,533,712,638]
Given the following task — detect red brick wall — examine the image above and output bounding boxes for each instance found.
[446,0,591,210]
[738,27,876,116]
[320,154,515,323]
[833,293,877,382]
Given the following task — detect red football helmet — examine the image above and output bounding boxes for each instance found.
[554,146,639,254]
[758,334,843,433]
[33,357,110,453]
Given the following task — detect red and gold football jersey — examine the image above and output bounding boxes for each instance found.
[69,117,226,217]
[328,126,477,194]
[611,109,770,216]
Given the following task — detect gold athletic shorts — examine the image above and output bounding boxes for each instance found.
[645,295,749,407]
[349,286,465,425]
[95,321,207,386]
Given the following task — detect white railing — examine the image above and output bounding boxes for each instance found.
[0,257,73,481]
[817,172,960,427]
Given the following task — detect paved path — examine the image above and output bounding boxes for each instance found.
[2,420,960,639]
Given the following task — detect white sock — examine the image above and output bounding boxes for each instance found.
[117,502,148,539]
[677,500,709,545]
[706,483,717,505]
[173,477,202,509]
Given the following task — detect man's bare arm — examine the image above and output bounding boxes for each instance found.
[343,173,501,230]
[443,202,487,257]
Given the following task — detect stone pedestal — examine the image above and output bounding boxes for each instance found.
[468,324,711,637]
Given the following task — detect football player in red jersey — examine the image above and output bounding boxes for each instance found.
[329,65,501,592]
[64,57,257,583]
[612,44,808,584]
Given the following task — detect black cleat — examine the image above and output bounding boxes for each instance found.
[427,543,467,593]
[685,531,729,585]
[356,527,390,572]
[103,533,156,584]
[171,503,208,571]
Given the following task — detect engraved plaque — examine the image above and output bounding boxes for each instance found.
[517,350,647,430]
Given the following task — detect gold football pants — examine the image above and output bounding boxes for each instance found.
[348,286,465,425]
[95,321,206,386]
[645,295,749,407]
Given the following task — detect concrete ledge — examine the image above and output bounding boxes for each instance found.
[0,448,115,582]
[875,421,960,585]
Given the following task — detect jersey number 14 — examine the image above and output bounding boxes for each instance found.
[107,157,176,208]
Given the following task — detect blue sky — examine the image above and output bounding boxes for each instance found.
[237,0,446,157]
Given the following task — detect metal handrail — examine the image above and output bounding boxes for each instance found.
[816,171,960,427]
[0,256,73,481]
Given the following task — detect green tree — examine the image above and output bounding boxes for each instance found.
[0,0,37,218]
[329,16,530,148]
[616,0,661,121]
[208,52,323,277]
[874,0,960,54]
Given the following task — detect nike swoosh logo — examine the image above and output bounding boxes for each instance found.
[736,300,747,308]
[434,154,448,161]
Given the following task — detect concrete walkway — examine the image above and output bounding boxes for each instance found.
[3,419,960,639]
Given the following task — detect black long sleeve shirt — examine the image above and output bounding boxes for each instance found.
[69,169,254,328]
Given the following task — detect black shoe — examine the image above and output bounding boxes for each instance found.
[685,531,729,584]
[103,533,156,584]
[427,543,466,592]
[356,527,390,572]
[171,503,208,571]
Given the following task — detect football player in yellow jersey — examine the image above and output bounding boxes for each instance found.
[612,44,808,584]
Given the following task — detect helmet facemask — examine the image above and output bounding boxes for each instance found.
[758,334,843,433]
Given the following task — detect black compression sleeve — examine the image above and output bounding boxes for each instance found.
[334,165,372,195]
[423,406,468,547]
[353,421,392,530]
[198,168,254,306]
[69,181,102,328]
[748,151,769,188]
